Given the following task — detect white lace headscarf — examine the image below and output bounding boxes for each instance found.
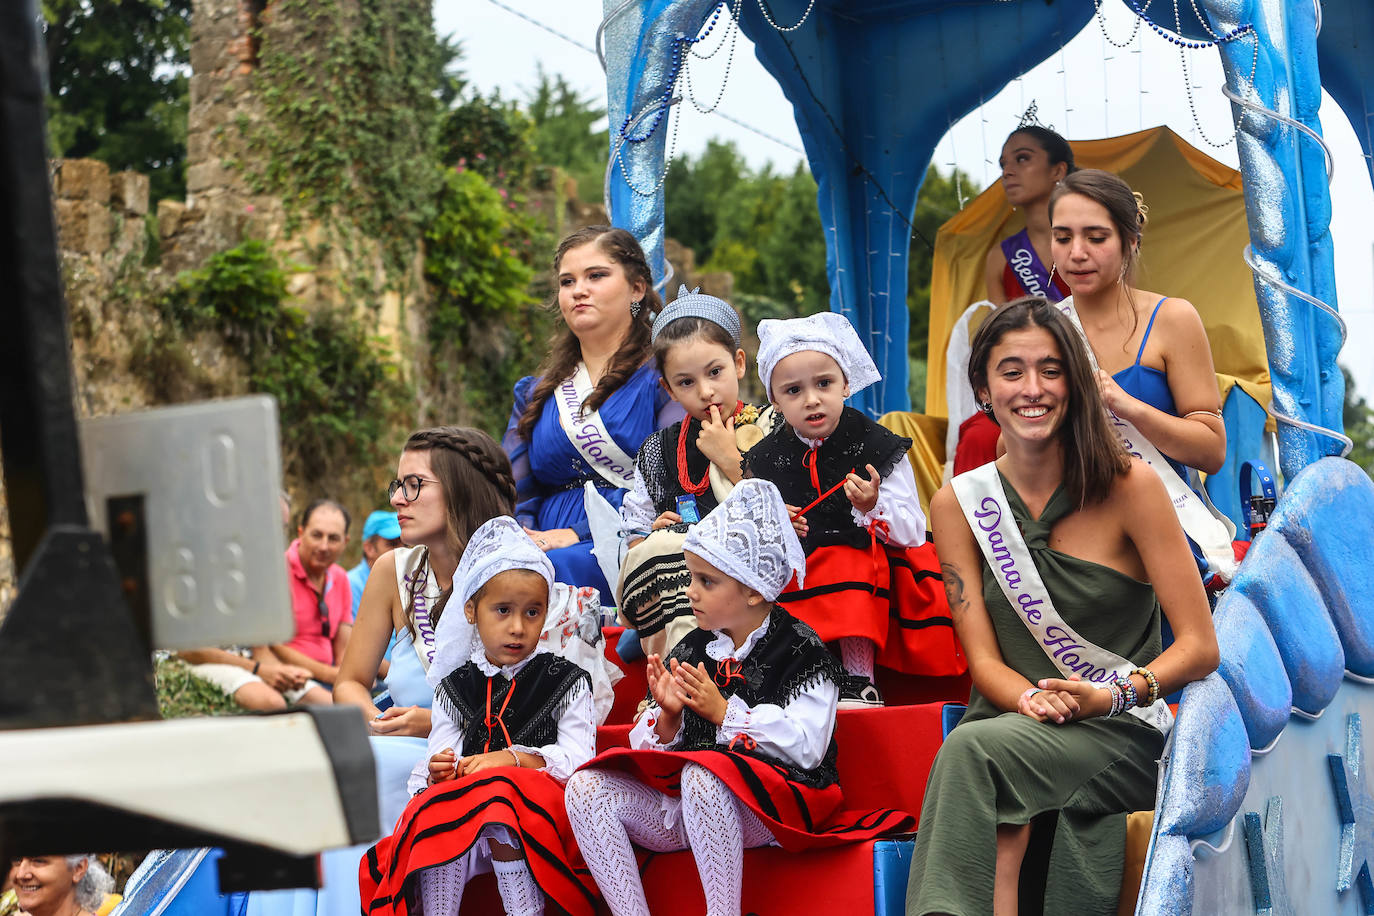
[756,311,881,399]
[427,516,555,686]
[682,478,805,602]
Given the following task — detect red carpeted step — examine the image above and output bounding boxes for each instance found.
[458,841,885,916]
[601,626,649,727]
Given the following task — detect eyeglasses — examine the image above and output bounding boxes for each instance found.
[316,589,331,638]
[388,474,439,501]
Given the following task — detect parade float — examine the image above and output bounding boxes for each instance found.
[5,1,1373,914]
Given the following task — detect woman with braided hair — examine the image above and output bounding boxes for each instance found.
[504,226,682,596]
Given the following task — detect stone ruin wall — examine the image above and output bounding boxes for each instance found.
[0,0,734,617]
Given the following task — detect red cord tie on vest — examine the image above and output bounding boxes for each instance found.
[791,448,856,520]
[715,657,746,688]
[728,733,758,752]
[482,676,516,753]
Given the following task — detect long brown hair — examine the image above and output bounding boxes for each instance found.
[1049,169,1150,348]
[515,226,661,439]
[400,426,517,636]
[968,297,1129,507]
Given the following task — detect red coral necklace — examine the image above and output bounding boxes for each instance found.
[676,401,744,495]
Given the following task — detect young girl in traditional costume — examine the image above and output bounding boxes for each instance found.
[567,479,915,916]
[360,517,599,916]
[743,313,964,706]
[906,297,1217,915]
[616,286,773,659]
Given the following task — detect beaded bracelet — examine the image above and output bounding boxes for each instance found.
[1105,681,1124,718]
[1120,675,1139,711]
[1132,667,1161,706]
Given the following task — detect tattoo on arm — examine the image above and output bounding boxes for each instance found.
[941,562,969,619]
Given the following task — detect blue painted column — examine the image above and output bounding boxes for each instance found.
[1199,0,1346,478]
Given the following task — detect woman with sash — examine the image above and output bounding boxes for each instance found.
[504,226,679,596]
[906,298,1218,916]
[983,123,1076,306]
[1047,168,1232,583]
[956,122,1076,475]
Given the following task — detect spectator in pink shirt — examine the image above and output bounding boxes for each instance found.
[272,499,357,686]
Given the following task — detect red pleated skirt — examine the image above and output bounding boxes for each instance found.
[584,747,916,851]
[360,767,598,916]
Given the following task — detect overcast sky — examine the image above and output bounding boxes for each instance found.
[437,0,1374,405]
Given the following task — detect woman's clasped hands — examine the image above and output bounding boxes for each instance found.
[1018,674,1114,724]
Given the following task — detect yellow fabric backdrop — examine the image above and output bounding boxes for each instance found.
[925,126,1271,418]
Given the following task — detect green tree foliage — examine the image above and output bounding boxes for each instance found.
[426,167,535,340]
[525,67,608,197]
[41,0,192,202]
[157,241,408,491]
[439,90,536,188]
[249,0,442,272]
[1342,366,1374,477]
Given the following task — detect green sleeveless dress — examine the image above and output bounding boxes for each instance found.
[906,475,1167,916]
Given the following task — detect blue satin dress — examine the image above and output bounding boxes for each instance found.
[502,362,675,595]
[1111,298,1188,481]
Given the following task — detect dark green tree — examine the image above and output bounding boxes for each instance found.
[42,0,192,202]
[665,140,750,264]
[1342,366,1374,477]
[525,68,608,197]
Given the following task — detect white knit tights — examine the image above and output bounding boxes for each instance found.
[492,856,544,916]
[839,636,876,681]
[565,765,774,916]
[416,833,545,916]
[417,851,467,916]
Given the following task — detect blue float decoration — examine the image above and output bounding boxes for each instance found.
[1328,714,1374,911]
[596,3,1374,913]
[1213,594,1292,752]
[1242,796,1295,916]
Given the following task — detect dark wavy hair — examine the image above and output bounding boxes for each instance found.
[399,426,516,637]
[1007,125,1077,177]
[652,315,738,380]
[515,226,661,439]
[968,296,1129,507]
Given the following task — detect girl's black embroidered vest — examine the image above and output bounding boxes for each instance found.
[637,422,724,521]
[437,653,590,757]
[666,607,844,788]
[636,411,780,527]
[742,406,911,552]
